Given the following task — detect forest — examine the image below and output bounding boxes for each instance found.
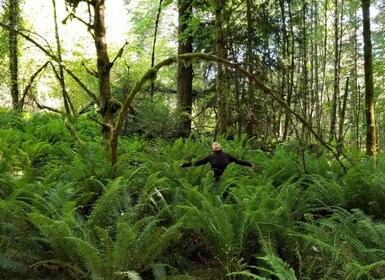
[1,0,385,279]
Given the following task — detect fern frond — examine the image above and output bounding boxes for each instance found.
[344,260,385,280]
[27,213,75,261]
[29,260,88,280]
[257,254,297,280]
[226,270,265,279]
[87,177,132,227]
[65,236,104,279]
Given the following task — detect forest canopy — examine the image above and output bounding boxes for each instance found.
[2,0,385,279]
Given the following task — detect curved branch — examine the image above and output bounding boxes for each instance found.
[113,53,354,169]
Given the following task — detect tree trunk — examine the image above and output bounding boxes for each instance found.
[313,0,320,135]
[329,0,341,142]
[282,0,295,141]
[93,0,114,147]
[300,2,309,137]
[52,0,73,115]
[246,0,254,137]
[362,0,377,156]
[9,0,19,110]
[177,0,193,138]
[150,0,163,100]
[337,77,349,154]
[319,0,329,139]
[215,0,227,136]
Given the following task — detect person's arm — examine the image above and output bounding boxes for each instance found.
[228,154,255,168]
[180,155,211,168]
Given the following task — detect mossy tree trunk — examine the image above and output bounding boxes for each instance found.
[214,0,228,136]
[9,0,19,110]
[361,0,377,156]
[93,0,115,146]
[177,0,193,138]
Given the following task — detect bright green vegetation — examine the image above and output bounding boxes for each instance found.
[1,109,385,280]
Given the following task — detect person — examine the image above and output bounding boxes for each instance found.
[180,142,255,184]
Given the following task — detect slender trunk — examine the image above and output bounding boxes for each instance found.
[150,0,163,100]
[330,0,340,142]
[362,0,377,156]
[215,0,227,136]
[246,0,254,137]
[177,0,193,138]
[319,0,329,140]
[278,0,287,140]
[301,2,309,137]
[9,0,19,110]
[313,0,320,134]
[52,0,73,115]
[337,77,349,154]
[283,0,295,141]
[93,1,114,148]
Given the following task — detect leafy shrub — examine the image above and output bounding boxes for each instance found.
[343,157,385,220]
[124,96,179,139]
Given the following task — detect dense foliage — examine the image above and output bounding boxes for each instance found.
[1,110,385,279]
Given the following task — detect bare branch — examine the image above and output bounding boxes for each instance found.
[111,41,128,67]
[82,61,98,78]
[19,61,50,108]
[0,22,98,104]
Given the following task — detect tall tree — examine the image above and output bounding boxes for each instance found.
[329,0,342,142]
[245,0,255,137]
[64,0,122,147]
[361,0,377,156]
[282,0,296,141]
[150,0,163,100]
[52,0,72,115]
[215,0,228,136]
[177,0,193,138]
[8,0,19,110]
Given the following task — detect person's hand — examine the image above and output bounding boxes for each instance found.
[250,163,256,169]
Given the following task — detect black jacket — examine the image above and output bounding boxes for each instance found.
[181,150,253,180]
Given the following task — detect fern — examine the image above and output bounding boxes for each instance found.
[255,255,297,280]
[294,208,385,279]
[28,213,77,262]
[87,177,132,228]
[29,260,88,280]
[66,236,104,279]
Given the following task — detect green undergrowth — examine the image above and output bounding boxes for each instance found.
[1,110,385,279]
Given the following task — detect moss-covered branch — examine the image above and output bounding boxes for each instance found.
[111,53,353,169]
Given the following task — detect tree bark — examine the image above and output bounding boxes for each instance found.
[246,0,254,137]
[150,0,163,100]
[282,0,295,141]
[329,0,341,142]
[93,0,114,147]
[337,77,349,154]
[362,0,377,156]
[215,0,227,136]
[177,0,193,138]
[9,0,19,110]
[52,0,73,115]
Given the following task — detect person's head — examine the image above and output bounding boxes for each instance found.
[212,142,222,151]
